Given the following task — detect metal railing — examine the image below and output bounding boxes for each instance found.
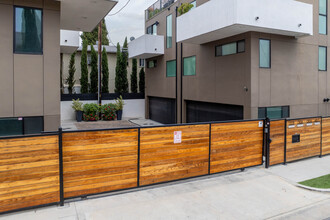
[145,0,176,20]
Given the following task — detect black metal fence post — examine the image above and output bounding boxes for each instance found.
[265,118,271,168]
[284,119,287,165]
[137,128,141,187]
[58,127,64,206]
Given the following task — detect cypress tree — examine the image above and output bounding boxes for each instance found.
[66,52,76,94]
[81,19,110,45]
[80,40,89,93]
[121,37,129,93]
[115,43,122,93]
[130,58,138,93]
[102,47,109,93]
[139,68,145,94]
[90,45,98,93]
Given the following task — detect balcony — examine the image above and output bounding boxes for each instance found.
[60,30,80,53]
[177,0,313,44]
[145,0,176,21]
[128,35,164,59]
[57,0,118,32]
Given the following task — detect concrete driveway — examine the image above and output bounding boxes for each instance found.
[1,157,330,220]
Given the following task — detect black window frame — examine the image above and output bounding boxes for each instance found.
[319,46,327,71]
[258,106,290,119]
[215,40,245,57]
[319,0,328,35]
[139,59,145,67]
[259,38,271,69]
[14,5,43,55]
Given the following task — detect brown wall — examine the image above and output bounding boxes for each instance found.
[145,0,330,122]
[0,0,60,131]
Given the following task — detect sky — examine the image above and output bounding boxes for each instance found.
[104,0,156,46]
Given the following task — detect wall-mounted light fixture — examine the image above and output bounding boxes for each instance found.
[255,16,259,21]
[298,23,302,27]
[155,21,160,26]
[324,98,330,103]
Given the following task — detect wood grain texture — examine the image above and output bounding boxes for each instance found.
[0,136,59,213]
[286,118,321,162]
[210,121,263,174]
[62,129,138,198]
[322,118,330,156]
[269,120,285,166]
[139,125,209,186]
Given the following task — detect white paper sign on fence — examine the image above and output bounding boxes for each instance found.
[174,131,182,144]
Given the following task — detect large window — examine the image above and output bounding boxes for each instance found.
[319,0,327,35]
[215,40,245,56]
[166,60,176,77]
[319,46,327,71]
[139,59,145,67]
[183,56,196,76]
[166,14,172,48]
[259,39,271,68]
[258,106,289,119]
[14,6,42,54]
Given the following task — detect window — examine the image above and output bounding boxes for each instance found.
[0,116,43,137]
[259,39,271,68]
[215,40,245,56]
[146,23,157,35]
[258,106,289,119]
[166,60,176,77]
[139,59,145,67]
[319,0,327,35]
[319,46,327,71]
[183,56,196,76]
[148,60,157,68]
[14,6,42,54]
[166,14,172,48]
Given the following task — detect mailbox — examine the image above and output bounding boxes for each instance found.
[292,134,300,143]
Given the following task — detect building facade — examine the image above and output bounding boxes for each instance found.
[129,0,328,124]
[0,0,117,136]
[62,45,144,94]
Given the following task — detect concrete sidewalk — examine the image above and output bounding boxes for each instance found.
[267,155,330,183]
[1,157,330,220]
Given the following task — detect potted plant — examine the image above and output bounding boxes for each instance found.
[101,103,117,121]
[71,99,84,122]
[115,95,125,121]
[83,103,100,121]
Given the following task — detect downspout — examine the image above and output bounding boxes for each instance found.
[175,6,178,124]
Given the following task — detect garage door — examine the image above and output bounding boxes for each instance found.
[186,101,243,123]
[149,97,176,124]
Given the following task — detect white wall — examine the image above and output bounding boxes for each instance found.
[177,0,313,44]
[60,30,80,53]
[61,99,145,121]
[128,34,164,59]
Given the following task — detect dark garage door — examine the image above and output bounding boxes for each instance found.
[186,101,243,123]
[149,97,176,124]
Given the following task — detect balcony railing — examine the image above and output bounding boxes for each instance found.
[145,0,176,20]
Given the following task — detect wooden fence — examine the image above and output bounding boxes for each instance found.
[1,116,330,214]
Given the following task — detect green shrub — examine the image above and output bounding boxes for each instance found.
[178,3,194,16]
[101,103,117,121]
[115,95,125,111]
[71,99,83,112]
[83,103,99,121]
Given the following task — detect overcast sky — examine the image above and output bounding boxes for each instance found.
[104,0,156,46]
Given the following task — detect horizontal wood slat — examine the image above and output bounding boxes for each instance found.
[0,136,59,213]
[139,125,209,186]
[210,121,263,174]
[286,118,321,162]
[269,120,285,166]
[62,129,138,198]
[322,118,330,156]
